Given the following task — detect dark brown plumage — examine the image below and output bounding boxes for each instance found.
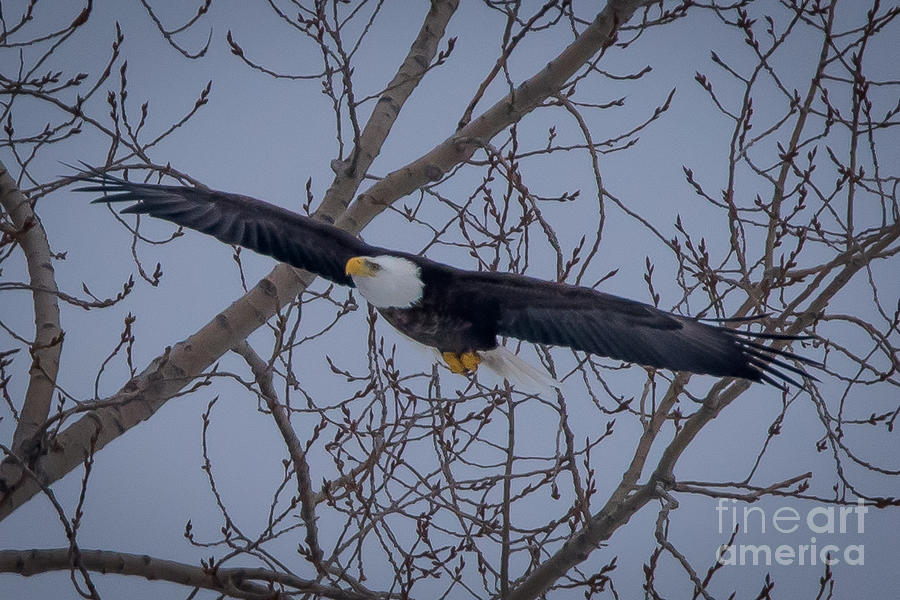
[76,169,819,389]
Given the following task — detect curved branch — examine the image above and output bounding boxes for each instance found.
[0,161,64,459]
[0,548,384,600]
[317,0,460,221]
[231,340,323,564]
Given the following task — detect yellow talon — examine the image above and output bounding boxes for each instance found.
[460,351,481,372]
[442,351,481,374]
[442,351,466,374]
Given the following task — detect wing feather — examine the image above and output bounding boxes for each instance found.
[77,170,372,285]
[440,269,818,388]
[76,168,819,389]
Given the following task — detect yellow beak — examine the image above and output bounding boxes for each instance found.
[345,256,374,277]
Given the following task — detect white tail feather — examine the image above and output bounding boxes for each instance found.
[478,346,560,395]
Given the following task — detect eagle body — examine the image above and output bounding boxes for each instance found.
[76,170,819,391]
[374,261,499,353]
[353,259,784,383]
[379,303,498,356]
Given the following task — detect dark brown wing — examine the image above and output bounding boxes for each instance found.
[76,170,372,285]
[435,267,818,388]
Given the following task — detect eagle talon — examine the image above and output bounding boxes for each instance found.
[442,351,466,374]
[442,351,481,374]
[460,351,481,372]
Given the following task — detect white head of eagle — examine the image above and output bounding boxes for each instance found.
[345,255,425,308]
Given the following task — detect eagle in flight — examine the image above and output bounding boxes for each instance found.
[76,170,818,392]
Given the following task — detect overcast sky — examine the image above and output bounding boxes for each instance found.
[2,1,898,599]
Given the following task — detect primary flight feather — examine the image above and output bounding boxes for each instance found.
[76,170,819,391]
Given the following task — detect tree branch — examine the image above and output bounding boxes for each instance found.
[0,160,64,480]
[0,548,387,600]
[231,340,323,565]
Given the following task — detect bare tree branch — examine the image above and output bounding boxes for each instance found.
[0,547,388,600]
[0,161,63,465]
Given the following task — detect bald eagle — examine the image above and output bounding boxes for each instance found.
[76,171,818,391]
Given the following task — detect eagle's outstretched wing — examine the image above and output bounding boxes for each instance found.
[77,170,371,286]
[445,269,818,389]
[77,168,819,388]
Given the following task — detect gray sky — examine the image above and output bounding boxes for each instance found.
[2,1,898,598]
